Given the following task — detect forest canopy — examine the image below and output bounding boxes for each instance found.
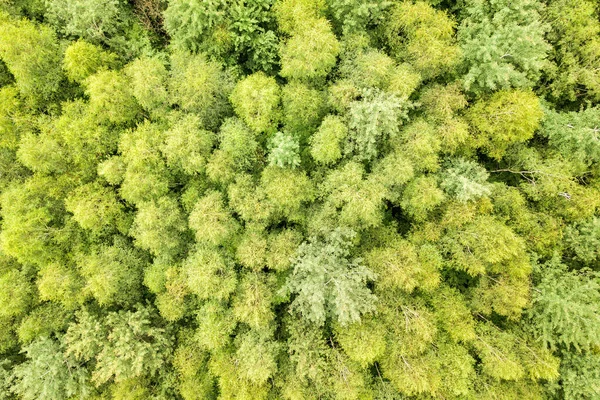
[0,0,599,399]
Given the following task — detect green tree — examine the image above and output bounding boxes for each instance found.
[458,0,550,94]
[365,237,441,292]
[383,1,460,79]
[184,246,237,300]
[169,51,232,130]
[17,303,72,345]
[274,0,326,34]
[261,165,315,222]
[85,69,141,125]
[268,131,301,168]
[400,176,445,222]
[37,262,86,309]
[346,89,411,162]
[468,89,543,160]
[230,72,280,135]
[63,40,119,83]
[165,0,279,72]
[564,217,600,265]
[391,119,441,173]
[543,0,600,103]
[162,114,216,175]
[327,0,389,34]
[195,300,237,351]
[440,158,492,203]
[281,81,327,137]
[320,161,385,228]
[540,106,600,173]
[0,15,64,106]
[0,269,34,319]
[125,56,169,115]
[65,182,130,235]
[0,176,68,267]
[118,121,171,205]
[188,190,239,247]
[45,0,130,43]
[232,329,279,386]
[232,272,276,329]
[279,18,340,82]
[559,352,600,400]
[11,336,92,400]
[164,0,229,53]
[207,117,261,184]
[529,261,600,352]
[310,115,348,165]
[283,228,377,326]
[64,307,172,386]
[130,196,188,257]
[76,238,147,307]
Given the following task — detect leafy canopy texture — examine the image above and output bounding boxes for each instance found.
[0,0,599,398]
[283,228,376,326]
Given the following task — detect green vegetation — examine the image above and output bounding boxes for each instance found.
[0,0,599,398]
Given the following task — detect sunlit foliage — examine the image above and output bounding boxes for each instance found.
[0,0,597,397]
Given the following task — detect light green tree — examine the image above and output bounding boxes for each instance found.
[130,196,188,257]
[279,18,340,82]
[458,0,550,93]
[169,51,233,130]
[63,40,119,83]
[230,72,280,135]
[468,89,543,159]
[0,15,64,106]
[383,1,460,79]
[283,228,377,326]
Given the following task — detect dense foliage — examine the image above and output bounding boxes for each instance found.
[0,0,599,398]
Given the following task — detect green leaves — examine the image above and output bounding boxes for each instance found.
[64,308,173,391]
[91,307,172,385]
[184,246,237,300]
[169,51,233,130]
[163,114,216,175]
[189,190,239,247]
[458,0,550,94]
[230,72,280,134]
[2,1,600,398]
[65,182,129,234]
[365,238,441,292]
[85,69,140,125]
[268,131,300,168]
[11,337,92,400]
[279,18,340,82]
[440,158,491,203]
[310,115,347,165]
[77,238,146,306]
[165,0,278,72]
[541,106,600,171]
[130,196,188,257]
[468,89,543,159]
[63,40,119,83]
[383,1,460,79]
[474,322,559,382]
[164,0,228,52]
[0,16,64,107]
[544,0,600,103]
[530,261,600,352]
[0,269,33,319]
[346,89,410,162]
[283,228,376,326]
[45,0,129,43]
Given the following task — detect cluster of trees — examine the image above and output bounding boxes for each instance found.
[0,0,599,398]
